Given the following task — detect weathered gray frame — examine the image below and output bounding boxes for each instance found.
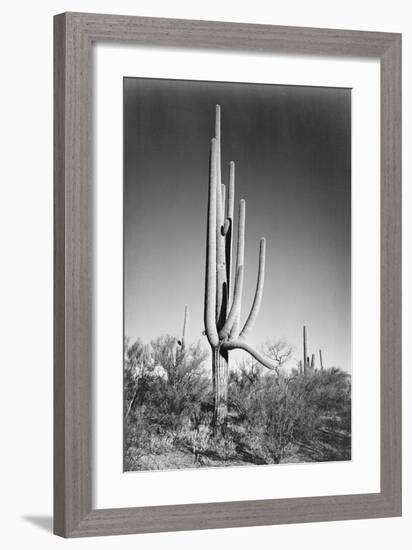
[54,12,402,538]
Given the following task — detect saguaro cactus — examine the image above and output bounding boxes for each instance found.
[319,349,324,371]
[177,304,189,350]
[303,325,308,374]
[303,326,324,373]
[310,353,316,370]
[204,105,276,426]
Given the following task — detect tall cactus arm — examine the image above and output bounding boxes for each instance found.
[227,162,235,224]
[222,338,276,370]
[239,237,266,340]
[215,106,223,221]
[215,108,227,330]
[222,163,235,236]
[219,266,244,339]
[230,199,246,339]
[221,184,226,220]
[222,180,229,237]
[216,187,227,329]
[215,104,221,186]
[221,181,227,244]
[224,162,235,302]
[215,105,224,222]
[204,138,219,347]
[236,199,246,268]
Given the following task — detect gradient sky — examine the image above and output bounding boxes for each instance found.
[124,77,351,372]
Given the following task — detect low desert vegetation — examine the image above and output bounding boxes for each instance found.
[124,335,351,471]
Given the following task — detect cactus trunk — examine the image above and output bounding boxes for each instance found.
[212,347,229,426]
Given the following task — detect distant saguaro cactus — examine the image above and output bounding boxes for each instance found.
[204,105,276,427]
[319,349,324,371]
[303,325,308,374]
[302,327,326,373]
[310,353,316,370]
[177,304,189,350]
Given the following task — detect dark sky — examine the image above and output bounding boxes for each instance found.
[124,77,351,372]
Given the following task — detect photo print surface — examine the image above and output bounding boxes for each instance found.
[123,77,351,471]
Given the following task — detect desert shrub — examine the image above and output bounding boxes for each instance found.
[124,337,151,416]
[147,337,210,430]
[210,434,237,461]
[125,334,351,469]
[260,375,318,462]
[178,423,212,463]
[302,368,351,460]
[124,407,176,470]
[311,368,351,428]
[230,372,313,463]
[227,359,351,464]
[124,336,212,469]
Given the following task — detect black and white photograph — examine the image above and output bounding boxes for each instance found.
[0,2,404,544]
[123,77,352,472]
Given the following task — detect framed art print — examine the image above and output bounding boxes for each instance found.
[122,77,351,473]
[54,12,401,537]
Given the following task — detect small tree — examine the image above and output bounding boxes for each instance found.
[263,339,292,376]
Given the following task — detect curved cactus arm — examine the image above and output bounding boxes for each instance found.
[239,237,266,340]
[222,338,276,370]
[230,199,245,339]
[204,138,219,347]
[219,266,244,339]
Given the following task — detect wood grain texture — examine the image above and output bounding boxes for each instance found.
[54,12,93,536]
[53,13,66,536]
[53,12,402,538]
[380,34,402,511]
[67,11,398,56]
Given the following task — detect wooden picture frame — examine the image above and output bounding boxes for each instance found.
[54,12,402,537]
